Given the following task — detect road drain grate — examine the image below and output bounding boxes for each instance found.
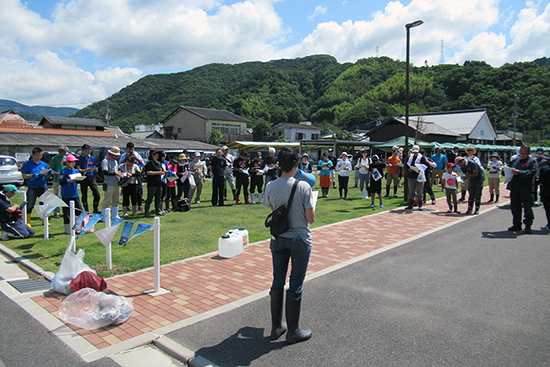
[8,279,51,293]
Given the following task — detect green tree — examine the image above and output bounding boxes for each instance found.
[207,129,224,145]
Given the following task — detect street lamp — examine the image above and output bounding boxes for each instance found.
[403,20,423,201]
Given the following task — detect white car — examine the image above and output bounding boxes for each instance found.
[0,155,24,186]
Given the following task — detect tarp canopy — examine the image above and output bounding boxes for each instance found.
[372,137,437,152]
[226,141,319,152]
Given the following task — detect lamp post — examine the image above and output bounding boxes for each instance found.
[403,20,423,201]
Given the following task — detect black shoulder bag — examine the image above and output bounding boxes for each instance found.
[265,180,299,237]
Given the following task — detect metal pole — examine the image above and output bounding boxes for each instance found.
[153,216,161,293]
[404,25,411,201]
[70,200,75,251]
[43,215,49,241]
[105,208,112,270]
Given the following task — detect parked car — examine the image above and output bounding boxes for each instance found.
[0,155,24,187]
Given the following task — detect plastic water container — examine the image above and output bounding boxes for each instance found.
[233,228,249,249]
[218,233,243,258]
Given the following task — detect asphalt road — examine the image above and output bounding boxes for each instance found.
[167,205,550,367]
[0,292,118,367]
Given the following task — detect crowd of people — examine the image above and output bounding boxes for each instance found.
[1,142,549,241]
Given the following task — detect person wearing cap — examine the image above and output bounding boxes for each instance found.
[357,149,371,199]
[431,148,448,186]
[318,152,333,198]
[299,153,312,174]
[442,163,460,213]
[386,149,401,198]
[335,152,352,199]
[534,147,547,206]
[118,155,141,217]
[405,145,429,210]
[144,149,168,217]
[249,151,266,204]
[77,144,101,214]
[506,145,538,234]
[352,150,361,188]
[460,146,484,202]
[175,153,191,205]
[233,150,251,204]
[487,152,503,203]
[454,155,484,215]
[263,147,315,344]
[166,157,179,211]
[209,148,227,206]
[328,148,337,189]
[59,154,83,234]
[101,146,124,220]
[0,185,35,240]
[189,152,206,204]
[264,147,278,190]
[21,147,50,227]
[538,156,550,230]
[447,146,460,167]
[221,146,237,202]
[50,146,68,218]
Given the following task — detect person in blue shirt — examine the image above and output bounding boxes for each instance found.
[21,147,50,227]
[431,148,448,186]
[77,144,101,214]
[59,154,83,234]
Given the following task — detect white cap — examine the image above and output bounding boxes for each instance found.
[195,152,201,157]
[411,145,420,153]
[341,152,348,156]
[268,147,276,154]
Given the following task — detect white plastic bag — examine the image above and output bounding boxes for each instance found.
[58,288,134,330]
[51,239,96,294]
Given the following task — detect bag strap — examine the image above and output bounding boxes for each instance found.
[286,179,300,209]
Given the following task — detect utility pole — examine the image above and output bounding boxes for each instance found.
[511,93,519,146]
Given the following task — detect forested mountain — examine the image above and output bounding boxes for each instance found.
[75,55,550,145]
[0,99,78,121]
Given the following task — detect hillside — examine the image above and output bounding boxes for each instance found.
[75,55,550,145]
[0,99,78,122]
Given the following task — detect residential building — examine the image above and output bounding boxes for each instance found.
[161,106,252,142]
[367,117,460,144]
[265,122,321,142]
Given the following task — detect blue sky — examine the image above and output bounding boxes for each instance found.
[1,0,549,108]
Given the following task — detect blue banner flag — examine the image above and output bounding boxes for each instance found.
[119,221,134,246]
[77,213,104,239]
[129,223,153,241]
[72,211,89,231]
[112,216,124,227]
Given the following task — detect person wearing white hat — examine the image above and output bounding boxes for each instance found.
[222,146,237,202]
[101,146,124,220]
[264,147,278,190]
[189,152,206,204]
[335,152,352,199]
[487,152,503,203]
[405,145,429,210]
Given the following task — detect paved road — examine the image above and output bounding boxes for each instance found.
[167,205,550,366]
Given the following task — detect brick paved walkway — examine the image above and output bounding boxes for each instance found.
[31,184,506,356]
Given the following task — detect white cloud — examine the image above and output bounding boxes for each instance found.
[308,5,328,21]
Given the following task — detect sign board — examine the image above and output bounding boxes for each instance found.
[15,152,30,163]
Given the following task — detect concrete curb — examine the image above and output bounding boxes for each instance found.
[0,243,55,281]
[154,336,219,367]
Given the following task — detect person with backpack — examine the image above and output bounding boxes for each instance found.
[263,147,315,344]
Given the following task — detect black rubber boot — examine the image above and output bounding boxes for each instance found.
[495,194,499,203]
[406,200,413,210]
[394,186,398,197]
[474,202,480,215]
[384,186,390,197]
[285,291,312,344]
[488,194,494,203]
[270,289,287,340]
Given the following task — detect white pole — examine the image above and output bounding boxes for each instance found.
[153,216,161,293]
[105,208,112,270]
[70,200,75,251]
[43,215,49,241]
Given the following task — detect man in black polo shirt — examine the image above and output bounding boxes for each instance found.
[455,156,484,215]
[209,148,227,206]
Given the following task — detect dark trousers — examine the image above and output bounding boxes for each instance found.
[250,175,263,194]
[145,185,162,214]
[467,179,483,208]
[235,175,249,196]
[510,190,534,227]
[212,175,225,206]
[62,197,82,224]
[541,195,550,225]
[166,186,177,211]
[122,183,138,207]
[80,177,100,212]
[26,186,47,214]
[338,175,349,198]
[271,237,311,293]
[177,181,190,201]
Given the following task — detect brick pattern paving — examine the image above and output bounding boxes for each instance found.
[32,185,505,350]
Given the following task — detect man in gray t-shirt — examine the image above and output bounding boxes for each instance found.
[263,147,315,345]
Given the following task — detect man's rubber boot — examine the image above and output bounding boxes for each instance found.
[488,194,494,203]
[495,194,499,203]
[466,204,473,215]
[406,200,414,210]
[474,202,480,215]
[235,195,240,205]
[244,195,250,204]
[285,291,311,344]
[251,193,255,204]
[394,186,398,197]
[26,214,32,228]
[270,289,287,340]
[259,193,263,204]
[384,186,390,197]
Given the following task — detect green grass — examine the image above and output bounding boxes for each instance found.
[4,173,451,278]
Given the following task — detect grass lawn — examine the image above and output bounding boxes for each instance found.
[4,172,452,278]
